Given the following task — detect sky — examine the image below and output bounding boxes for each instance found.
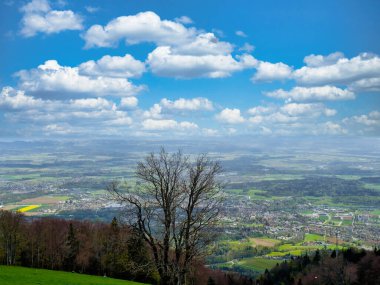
[0,0,380,140]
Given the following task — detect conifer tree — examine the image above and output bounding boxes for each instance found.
[64,223,79,271]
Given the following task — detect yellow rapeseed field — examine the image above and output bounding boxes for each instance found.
[17,205,41,213]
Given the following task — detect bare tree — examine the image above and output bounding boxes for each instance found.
[108,148,223,285]
[0,210,24,265]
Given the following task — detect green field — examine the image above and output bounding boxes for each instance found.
[238,257,280,271]
[304,233,324,242]
[0,266,147,285]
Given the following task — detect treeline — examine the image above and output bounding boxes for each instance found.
[256,248,380,285]
[0,210,156,283]
[227,177,378,198]
[0,210,253,285]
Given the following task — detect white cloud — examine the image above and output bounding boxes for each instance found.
[303,52,345,67]
[172,33,233,56]
[317,122,347,135]
[120,97,138,108]
[250,52,380,92]
[69,98,116,110]
[160,97,213,111]
[348,77,380,92]
[43,123,75,135]
[147,46,257,78]
[248,115,264,124]
[252,61,293,82]
[0,87,135,136]
[143,104,162,119]
[83,11,259,79]
[16,60,144,97]
[280,103,336,117]
[235,30,247,37]
[85,6,99,13]
[0,86,44,109]
[202,128,219,136]
[265,86,355,101]
[247,103,337,130]
[247,105,275,115]
[344,111,380,126]
[239,43,255,53]
[216,108,245,124]
[105,116,133,126]
[174,16,193,24]
[20,0,83,37]
[20,0,50,13]
[79,54,146,78]
[266,112,299,123]
[294,53,380,88]
[83,11,196,48]
[142,119,198,131]
[340,111,380,135]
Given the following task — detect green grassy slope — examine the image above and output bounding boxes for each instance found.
[0,266,148,285]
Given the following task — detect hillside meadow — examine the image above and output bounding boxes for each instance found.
[0,266,148,285]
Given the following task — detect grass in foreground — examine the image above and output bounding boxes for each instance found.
[0,266,148,285]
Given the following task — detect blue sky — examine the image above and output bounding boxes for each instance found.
[0,0,379,139]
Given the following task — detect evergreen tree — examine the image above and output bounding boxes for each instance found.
[64,223,79,271]
[207,276,216,285]
[313,249,321,264]
[302,253,310,268]
[331,249,337,258]
[107,217,120,276]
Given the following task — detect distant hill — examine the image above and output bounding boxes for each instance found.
[0,266,148,285]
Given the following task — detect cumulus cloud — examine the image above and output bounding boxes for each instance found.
[344,111,380,126]
[160,97,213,111]
[0,86,134,137]
[303,52,345,67]
[85,6,99,13]
[293,53,380,88]
[202,128,219,136]
[172,33,233,56]
[280,103,336,117]
[252,61,293,82]
[143,104,162,119]
[0,86,44,109]
[246,103,347,136]
[69,97,116,110]
[341,111,380,135]
[315,122,347,135]
[239,43,255,53]
[265,86,355,101]
[349,77,380,92]
[247,103,337,128]
[83,11,259,79]
[247,105,275,116]
[79,54,146,78]
[251,52,380,92]
[83,11,196,48]
[216,108,245,124]
[120,97,138,108]
[147,46,257,78]
[141,119,198,131]
[235,30,247,37]
[83,11,235,58]
[20,0,83,37]
[16,60,144,97]
[43,123,75,135]
[174,16,193,24]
